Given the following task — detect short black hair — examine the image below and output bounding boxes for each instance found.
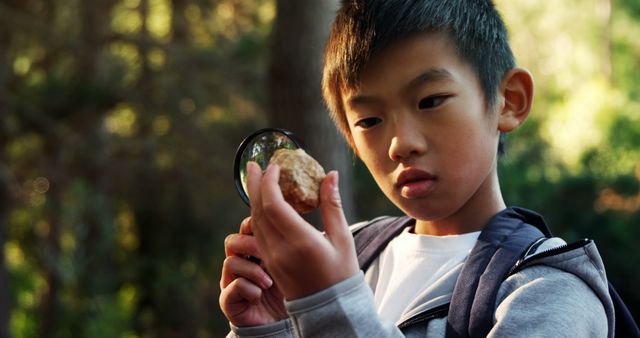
[323,0,515,154]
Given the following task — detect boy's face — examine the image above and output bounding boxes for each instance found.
[342,32,503,233]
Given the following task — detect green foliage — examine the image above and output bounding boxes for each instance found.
[1,0,273,336]
[494,0,640,318]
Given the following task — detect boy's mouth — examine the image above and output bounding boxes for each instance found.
[395,168,437,198]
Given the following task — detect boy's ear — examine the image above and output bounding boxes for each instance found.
[497,67,534,132]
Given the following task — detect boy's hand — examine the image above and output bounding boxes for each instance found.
[246,161,359,300]
[219,216,287,327]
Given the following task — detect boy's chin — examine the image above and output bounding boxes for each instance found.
[394,201,445,222]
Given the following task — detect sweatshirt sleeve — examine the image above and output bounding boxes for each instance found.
[284,272,406,338]
[490,265,608,338]
[227,319,296,338]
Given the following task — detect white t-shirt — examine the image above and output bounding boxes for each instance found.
[373,226,480,323]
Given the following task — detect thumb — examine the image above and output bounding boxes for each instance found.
[319,171,352,246]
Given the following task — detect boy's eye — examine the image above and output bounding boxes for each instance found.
[418,95,447,110]
[355,117,382,129]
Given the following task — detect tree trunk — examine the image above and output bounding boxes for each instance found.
[268,0,356,224]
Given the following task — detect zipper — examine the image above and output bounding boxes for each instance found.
[509,238,592,275]
[397,302,449,330]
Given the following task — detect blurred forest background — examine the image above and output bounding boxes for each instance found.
[0,0,638,337]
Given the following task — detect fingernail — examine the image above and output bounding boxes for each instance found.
[332,171,339,192]
[246,161,258,173]
[262,275,273,289]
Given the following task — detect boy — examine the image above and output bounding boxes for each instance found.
[220,0,614,337]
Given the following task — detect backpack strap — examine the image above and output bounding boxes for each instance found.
[352,215,412,271]
[609,283,640,337]
[445,207,550,338]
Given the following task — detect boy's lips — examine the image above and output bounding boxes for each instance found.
[395,168,437,198]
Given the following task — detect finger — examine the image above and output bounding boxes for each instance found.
[319,171,354,250]
[220,256,274,289]
[224,233,261,259]
[239,216,253,235]
[260,164,310,237]
[220,277,263,308]
[246,162,263,211]
[246,162,266,240]
[246,162,282,253]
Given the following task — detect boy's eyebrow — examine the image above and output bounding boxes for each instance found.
[346,68,454,108]
[405,68,454,93]
[346,94,383,109]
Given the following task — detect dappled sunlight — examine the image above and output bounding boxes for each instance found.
[124,0,141,8]
[116,207,138,252]
[543,78,623,169]
[497,0,625,172]
[60,231,76,253]
[13,56,31,76]
[147,48,166,70]
[154,151,174,170]
[499,0,602,83]
[109,42,142,85]
[147,0,172,40]
[111,3,143,34]
[152,115,172,136]
[7,134,43,164]
[184,4,214,46]
[257,1,276,24]
[207,1,274,39]
[118,284,138,316]
[216,3,237,28]
[1,0,277,336]
[199,105,225,126]
[19,176,50,208]
[5,240,48,334]
[105,104,137,136]
[4,242,25,270]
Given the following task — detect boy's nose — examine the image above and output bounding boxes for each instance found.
[388,123,428,162]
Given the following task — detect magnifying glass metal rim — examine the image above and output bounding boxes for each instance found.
[233,127,303,206]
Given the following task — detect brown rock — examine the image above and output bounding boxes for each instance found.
[269,148,326,214]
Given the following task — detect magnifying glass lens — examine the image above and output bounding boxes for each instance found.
[234,128,301,206]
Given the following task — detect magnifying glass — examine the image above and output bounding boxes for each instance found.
[233,128,303,206]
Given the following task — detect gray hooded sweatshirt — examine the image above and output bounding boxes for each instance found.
[227,236,614,338]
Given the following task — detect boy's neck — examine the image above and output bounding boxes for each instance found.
[413,172,506,236]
